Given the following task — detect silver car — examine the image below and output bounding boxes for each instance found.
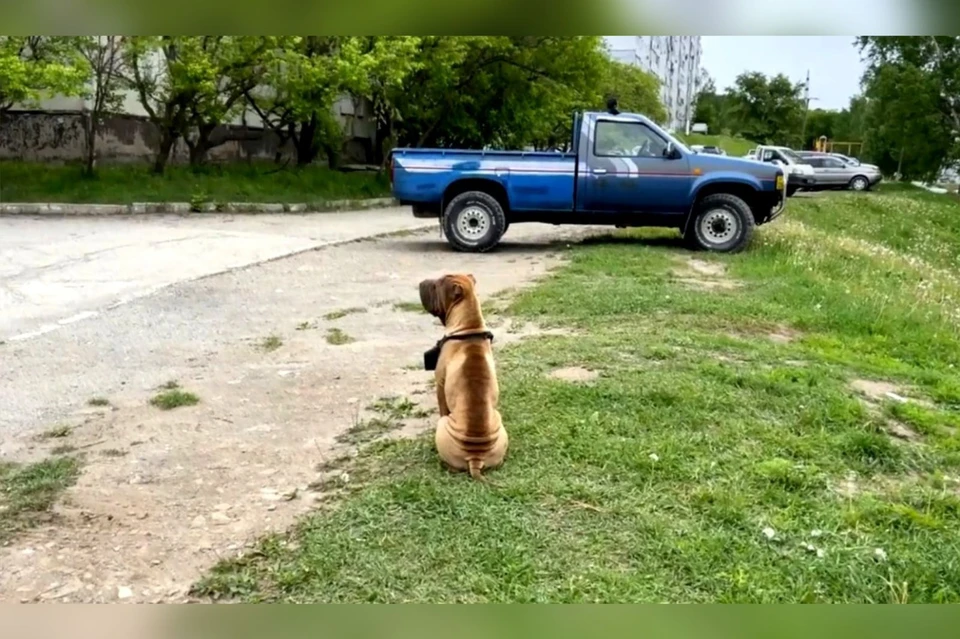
[796,151,883,191]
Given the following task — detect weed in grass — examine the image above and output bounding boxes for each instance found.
[0,456,80,543]
[369,396,431,420]
[150,388,200,410]
[51,444,77,455]
[37,425,72,440]
[393,301,423,313]
[326,328,354,345]
[260,335,283,352]
[87,397,111,407]
[324,307,366,321]
[101,449,128,458]
[296,321,317,331]
[160,380,180,390]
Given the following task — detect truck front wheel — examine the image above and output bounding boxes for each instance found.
[442,191,507,252]
[686,193,756,253]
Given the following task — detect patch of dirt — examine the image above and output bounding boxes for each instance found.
[0,223,605,603]
[851,379,902,401]
[886,420,920,441]
[547,366,599,383]
[767,326,801,344]
[671,257,741,291]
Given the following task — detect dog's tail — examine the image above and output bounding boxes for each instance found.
[467,459,484,481]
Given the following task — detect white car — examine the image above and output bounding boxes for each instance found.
[744,146,816,196]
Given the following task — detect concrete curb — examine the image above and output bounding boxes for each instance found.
[0,197,399,217]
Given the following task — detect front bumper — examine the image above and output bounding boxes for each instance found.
[788,174,817,188]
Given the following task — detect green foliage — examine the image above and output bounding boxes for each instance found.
[726,72,805,146]
[0,36,88,112]
[858,36,960,180]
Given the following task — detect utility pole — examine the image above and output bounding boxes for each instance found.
[800,70,817,148]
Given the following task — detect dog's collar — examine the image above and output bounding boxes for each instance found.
[423,330,494,371]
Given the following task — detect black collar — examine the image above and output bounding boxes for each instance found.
[423,330,494,371]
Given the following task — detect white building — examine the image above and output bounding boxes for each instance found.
[603,36,703,132]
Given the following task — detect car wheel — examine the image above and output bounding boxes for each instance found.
[686,193,756,253]
[849,175,870,191]
[786,185,799,197]
[442,190,507,252]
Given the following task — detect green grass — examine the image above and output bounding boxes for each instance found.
[326,328,355,345]
[324,307,367,321]
[196,185,960,603]
[150,387,200,410]
[679,133,756,157]
[260,335,283,352]
[0,456,81,543]
[393,301,423,313]
[0,161,390,204]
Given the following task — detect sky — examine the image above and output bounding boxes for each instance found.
[700,36,868,111]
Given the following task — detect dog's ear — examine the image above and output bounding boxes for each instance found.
[467,274,476,285]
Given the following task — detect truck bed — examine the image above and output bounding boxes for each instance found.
[391,148,577,212]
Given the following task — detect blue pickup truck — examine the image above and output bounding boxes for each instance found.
[390,108,786,253]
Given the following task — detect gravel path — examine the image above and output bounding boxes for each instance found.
[0,210,607,603]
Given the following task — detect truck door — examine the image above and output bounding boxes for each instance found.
[576,117,692,215]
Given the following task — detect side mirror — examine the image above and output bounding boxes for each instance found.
[663,141,681,159]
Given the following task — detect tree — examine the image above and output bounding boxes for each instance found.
[388,37,616,152]
[858,36,960,177]
[862,63,950,180]
[73,36,126,175]
[602,60,665,121]
[727,71,805,146]
[343,37,423,166]
[123,36,271,173]
[0,36,87,113]
[692,74,742,136]
[246,36,365,168]
[182,36,274,166]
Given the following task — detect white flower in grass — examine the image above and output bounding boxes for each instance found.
[810,529,823,538]
[874,547,888,562]
[648,453,660,462]
[762,526,776,540]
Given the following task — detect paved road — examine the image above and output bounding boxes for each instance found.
[0,208,435,341]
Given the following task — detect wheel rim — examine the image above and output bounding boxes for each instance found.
[852,177,867,191]
[456,205,491,244]
[698,208,739,246]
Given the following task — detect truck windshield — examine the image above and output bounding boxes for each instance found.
[779,148,805,164]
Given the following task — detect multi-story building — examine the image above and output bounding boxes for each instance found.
[603,36,703,132]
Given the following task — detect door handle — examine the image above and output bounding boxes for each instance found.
[592,168,607,175]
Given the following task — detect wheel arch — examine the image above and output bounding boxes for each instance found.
[442,178,510,216]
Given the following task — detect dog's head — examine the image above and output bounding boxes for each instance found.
[418,274,477,325]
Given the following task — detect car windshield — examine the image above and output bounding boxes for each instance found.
[779,148,805,163]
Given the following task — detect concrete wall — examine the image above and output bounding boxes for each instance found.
[0,100,375,165]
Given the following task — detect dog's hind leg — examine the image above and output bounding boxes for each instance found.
[435,416,467,472]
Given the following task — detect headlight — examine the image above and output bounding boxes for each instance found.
[775,174,785,190]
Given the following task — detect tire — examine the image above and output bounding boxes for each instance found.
[442,190,507,252]
[685,193,756,253]
[786,185,799,197]
[848,175,870,191]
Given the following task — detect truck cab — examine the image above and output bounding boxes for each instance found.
[391,108,786,253]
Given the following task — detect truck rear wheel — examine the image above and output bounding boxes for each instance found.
[686,193,756,253]
[442,191,507,252]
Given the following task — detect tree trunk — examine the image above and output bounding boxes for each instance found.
[187,123,217,167]
[154,129,178,175]
[82,112,98,176]
[294,117,320,166]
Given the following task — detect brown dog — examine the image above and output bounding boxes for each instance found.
[419,274,508,480]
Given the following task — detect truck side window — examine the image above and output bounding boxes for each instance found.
[594,121,668,158]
